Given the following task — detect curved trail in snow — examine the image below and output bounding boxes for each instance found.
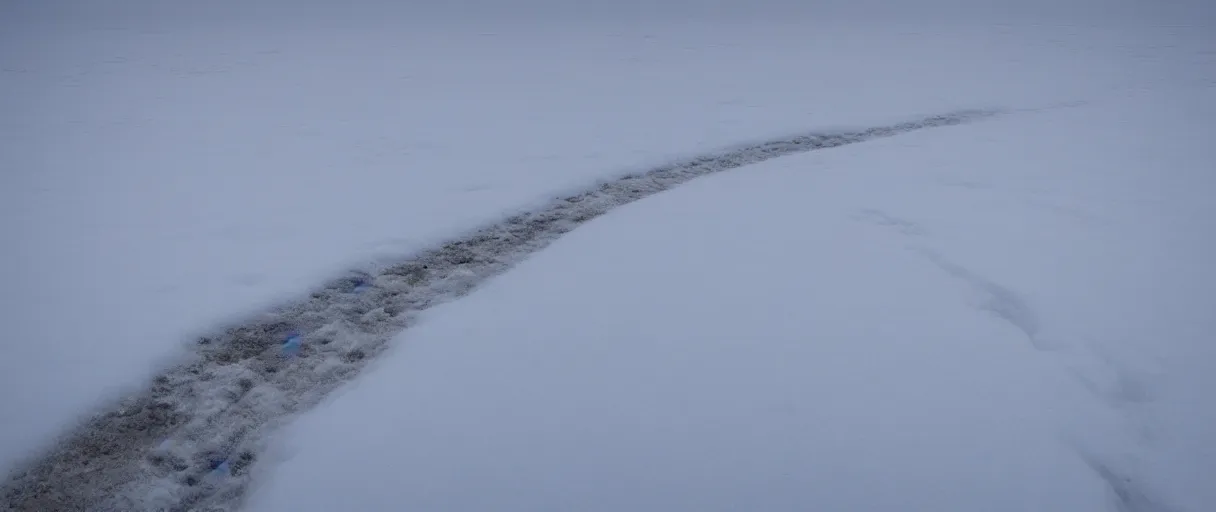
[2,109,999,511]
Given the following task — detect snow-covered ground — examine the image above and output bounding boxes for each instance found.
[2,0,1214,510]
[244,93,1216,511]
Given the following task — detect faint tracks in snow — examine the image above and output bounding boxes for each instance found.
[918,249,1047,350]
[851,202,1175,512]
[1,109,999,512]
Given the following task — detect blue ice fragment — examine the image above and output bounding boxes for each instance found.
[352,279,370,293]
[282,334,302,357]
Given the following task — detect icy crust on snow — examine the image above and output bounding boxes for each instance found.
[0,110,995,511]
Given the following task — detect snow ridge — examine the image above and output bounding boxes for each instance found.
[1,109,999,511]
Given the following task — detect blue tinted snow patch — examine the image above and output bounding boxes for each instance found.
[281,334,302,358]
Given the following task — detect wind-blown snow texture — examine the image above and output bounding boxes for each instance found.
[2,0,1215,511]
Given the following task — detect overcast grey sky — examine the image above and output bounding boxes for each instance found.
[4,0,1215,27]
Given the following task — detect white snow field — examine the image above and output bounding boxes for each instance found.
[245,92,1216,512]
[2,0,1215,510]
